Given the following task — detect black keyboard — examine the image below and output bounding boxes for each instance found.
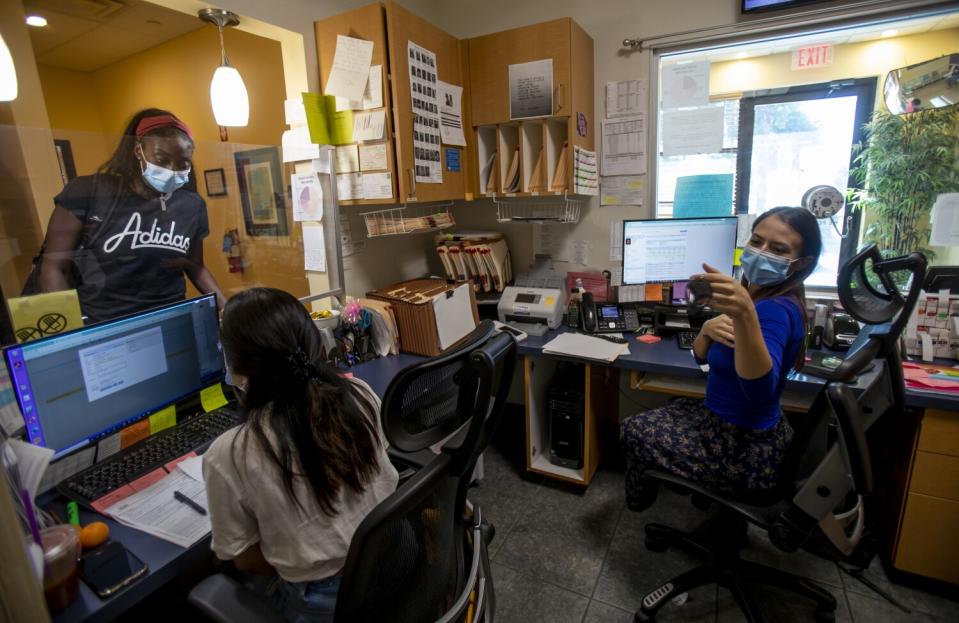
[676,331,697,350]
[61,408,242,509]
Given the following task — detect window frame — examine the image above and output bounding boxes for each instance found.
[734,77,876,290]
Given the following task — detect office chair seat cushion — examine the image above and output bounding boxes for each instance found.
[639,469,785,527]
[622,398,792,509]
[188,574,285,623]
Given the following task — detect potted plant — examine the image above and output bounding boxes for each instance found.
[850,107,959,260]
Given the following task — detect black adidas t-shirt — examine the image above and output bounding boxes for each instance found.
[55,175,209,323]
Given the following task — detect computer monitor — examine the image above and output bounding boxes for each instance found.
[4,295,223,457]
[622,217,738,286]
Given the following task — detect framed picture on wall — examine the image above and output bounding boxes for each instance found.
[204,168,227,197]
[234,147,289,237]
[53,139,76,187]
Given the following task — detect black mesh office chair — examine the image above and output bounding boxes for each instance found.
[188,320,516,623]
[630,245,926,623]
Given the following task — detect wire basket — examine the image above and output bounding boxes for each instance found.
[493,193,584,224]
[360,202,455,237]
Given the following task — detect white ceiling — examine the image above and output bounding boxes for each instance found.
[25,0,205,72]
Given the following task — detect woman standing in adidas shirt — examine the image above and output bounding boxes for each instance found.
[38,108,225,323]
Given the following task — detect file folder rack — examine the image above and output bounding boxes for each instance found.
[492,192,584,224]
[360,202,455,237]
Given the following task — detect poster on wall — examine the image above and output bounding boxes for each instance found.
[235,147,289,237]
[408,41,443,184]
[509,59,553,120]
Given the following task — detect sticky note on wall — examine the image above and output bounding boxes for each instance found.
[8,290,83,343]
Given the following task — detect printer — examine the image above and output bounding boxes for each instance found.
[498,286,565,334]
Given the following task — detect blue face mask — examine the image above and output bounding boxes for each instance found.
[139,149,190,194]
[741,245,798,287]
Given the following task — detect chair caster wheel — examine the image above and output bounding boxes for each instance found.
[644,534,669,553]
[634,611,655,622]
[814,608,836,622]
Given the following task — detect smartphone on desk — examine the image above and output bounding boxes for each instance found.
[80,541,148,598]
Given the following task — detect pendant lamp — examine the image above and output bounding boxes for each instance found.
[198,8,248,127]
[0,33,17,101]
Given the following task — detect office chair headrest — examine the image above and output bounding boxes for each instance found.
[837,244,926,326]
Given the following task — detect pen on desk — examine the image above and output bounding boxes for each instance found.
[173,490,207,516]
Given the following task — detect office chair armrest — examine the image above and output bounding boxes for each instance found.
[437,509,487,623]
[188,574,284,623]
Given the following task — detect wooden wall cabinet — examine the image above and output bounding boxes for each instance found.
[314,2,472,206]
[468,18,594,197]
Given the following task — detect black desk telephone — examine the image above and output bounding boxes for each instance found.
[576,293,641,333]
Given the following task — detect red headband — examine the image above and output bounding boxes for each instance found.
[134,115,193,140]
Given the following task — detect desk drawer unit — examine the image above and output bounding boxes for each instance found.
[894,409,959,584]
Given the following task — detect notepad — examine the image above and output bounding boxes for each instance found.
[542,333,630,363]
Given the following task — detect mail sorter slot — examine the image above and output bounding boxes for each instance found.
[477,126,498,195]
[546,118,568,193]
[498,124,520,194]
[521,121,545,193]
[367,278,480,356]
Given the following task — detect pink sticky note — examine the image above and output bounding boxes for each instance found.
[637,334,662,344]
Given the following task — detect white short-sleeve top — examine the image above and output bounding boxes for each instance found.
[202,378,399,583]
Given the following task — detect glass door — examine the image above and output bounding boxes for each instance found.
[736,79,875,288]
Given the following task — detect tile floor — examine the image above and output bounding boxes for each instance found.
[469,432,959,623]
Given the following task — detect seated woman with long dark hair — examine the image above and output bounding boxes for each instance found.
[203,288,398,622]
[621,207,822,505]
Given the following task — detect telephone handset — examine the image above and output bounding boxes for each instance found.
[581,292,598,333]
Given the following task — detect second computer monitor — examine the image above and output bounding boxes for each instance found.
[622,217,738,285]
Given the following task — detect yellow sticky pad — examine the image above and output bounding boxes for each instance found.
[200,383,229,413]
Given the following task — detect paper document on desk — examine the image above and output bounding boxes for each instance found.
[104,467,210,548]
[542,333,629,363]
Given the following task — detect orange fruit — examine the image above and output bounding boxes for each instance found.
[79,522,109,550]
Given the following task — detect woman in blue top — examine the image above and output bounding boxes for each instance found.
[621,207,822,506]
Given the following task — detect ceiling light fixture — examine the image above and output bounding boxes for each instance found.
[0,34,16,101]
[26,15,48,27]
[198,8,249,127]
[881,29,898,38]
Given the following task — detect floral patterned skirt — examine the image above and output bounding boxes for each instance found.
[620,397,793,508]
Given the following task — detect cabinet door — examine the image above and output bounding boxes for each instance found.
[468,19,573,127]
[315,3,398,205]
[386,0,468,202]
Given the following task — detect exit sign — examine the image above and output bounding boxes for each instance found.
[791,44,834,70]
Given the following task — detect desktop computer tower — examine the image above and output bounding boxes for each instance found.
[549,367,585,470]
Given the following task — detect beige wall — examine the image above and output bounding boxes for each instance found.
[434,2,959,278]
[36,26,313,299]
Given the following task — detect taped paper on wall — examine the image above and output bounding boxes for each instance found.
[352,110,385,142]
[437,81,466,146]
[334,144,360,173]
[662,106,724,156]
[336,173,362,201]
[602,115,646,176]
[291,172,323,222]
[361,172,393,200]
[601,176,644,206]
[359,143,389,171]
[533,223,569,261]
[282,127,320,163]
[662,61,709,109]
[325,35,374,101]
[408,41,443,183]
[302,222,326,272]
[606,79,647,118]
